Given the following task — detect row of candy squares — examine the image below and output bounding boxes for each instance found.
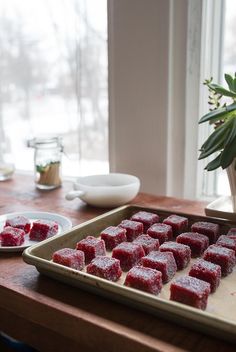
[129,211,221,246]
[52,240,177,286]
[125,262,213,300]
[52,249,122,282]
[125,256,220,299]
[52,248,162,291]
[134,212,236,250]
[129,211,188,237]
[52,246,164,292]
[165,218,219,243]
[100,213,225,254]
[176,227,236,258]
[182,222,236,244]
[52,235,147,269]
[144,238,235,278]
[119,215,184,243]
[132,212,220,239]
[101,217,171,245]
[100,222,170,249]
[99,213,185,250]
[162,218,234,246]
[0,216,58,246]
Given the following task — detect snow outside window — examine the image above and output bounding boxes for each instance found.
[0,0,108,177]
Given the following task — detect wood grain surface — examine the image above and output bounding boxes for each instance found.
[0,174,235,352]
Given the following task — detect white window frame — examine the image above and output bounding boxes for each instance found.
[197,0,225,199]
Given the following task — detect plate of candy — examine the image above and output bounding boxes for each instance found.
[0,211,72,252]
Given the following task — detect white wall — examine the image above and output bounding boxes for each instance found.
[108,0,170,195]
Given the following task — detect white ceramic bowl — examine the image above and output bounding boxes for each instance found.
[65,173,140,207]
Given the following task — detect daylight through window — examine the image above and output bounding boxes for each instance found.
[0,0,108,177]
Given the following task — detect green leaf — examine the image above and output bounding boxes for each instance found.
[199,143,223,159]
[200,119,232,152]
[234,78,236,93]
[220,134,236,169]
[199,102,236,124]
[36,164,46,173]
[225,74,236,92]
[208,83,236,98]
[205,153,222,171]
[224,117,236,146]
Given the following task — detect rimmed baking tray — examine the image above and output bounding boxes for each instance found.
[23,205,236,342]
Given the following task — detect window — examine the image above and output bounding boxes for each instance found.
[0,0,108,177]
[107,0,236,199]
[216,0,236,196]
[197,0,236,200]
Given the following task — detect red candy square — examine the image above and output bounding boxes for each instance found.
[124,266,162,295]
[160,241,191,270]
[112,242,145,271]
[29,220,58,241]
[227,228,236,244]
[52,248,85,270]
[0,226,25,246]
[203,245,235,276]
[170,275,211,310]
[189,259,221,293]
[227,228,236,237]
[100,226,127,250]
[191,221,219,244]
[133,234,159,255]
[176,232,209,257]
[216,235,236,253]
[130,211,159,232]
[163,215,188,236]
[76,236,106,264]
[87,256,122,282]
[147,223,173,243]
[141,251,177,283]
[5,215,31,234]
[118,220,143,241]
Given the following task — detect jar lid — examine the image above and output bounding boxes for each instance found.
[28,135,63,148]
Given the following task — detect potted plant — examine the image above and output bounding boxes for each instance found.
[198,73,236,195]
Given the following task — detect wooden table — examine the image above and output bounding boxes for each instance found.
[0,174,235,352]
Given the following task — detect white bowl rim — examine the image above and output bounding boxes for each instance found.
[74,173,140,189]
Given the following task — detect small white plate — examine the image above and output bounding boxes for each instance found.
[0,211,72,252]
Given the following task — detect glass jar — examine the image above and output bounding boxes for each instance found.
[28,136,63,190]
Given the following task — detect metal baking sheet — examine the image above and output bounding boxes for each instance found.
[23,205,236,342]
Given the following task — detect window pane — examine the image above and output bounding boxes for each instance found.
[0,0,108,177]
[217,0,236,195]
